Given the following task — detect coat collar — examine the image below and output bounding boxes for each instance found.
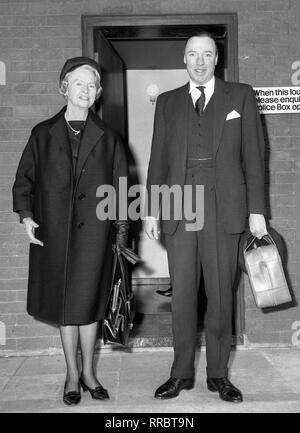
[75,109,104,181]
[49,106,105,182]
[49,106,72,163]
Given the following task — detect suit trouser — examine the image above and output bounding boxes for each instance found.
[165,167,240,379]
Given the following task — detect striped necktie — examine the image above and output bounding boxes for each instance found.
[195,86,206,116]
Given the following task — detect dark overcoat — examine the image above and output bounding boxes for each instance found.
[13,107,128,325]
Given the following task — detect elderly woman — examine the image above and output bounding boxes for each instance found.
[12,57,128,405]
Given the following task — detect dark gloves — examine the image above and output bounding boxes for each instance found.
[114,220,129,248]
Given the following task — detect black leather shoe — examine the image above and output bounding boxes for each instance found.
[63,384,81,406]
[207,377,243,403]
[79,377,110,400]
[156,286,173,297]
[154,377,194,399]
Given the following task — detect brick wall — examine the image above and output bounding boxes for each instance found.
[0,0,300,353]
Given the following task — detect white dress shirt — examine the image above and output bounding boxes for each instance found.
[189,76,215,111]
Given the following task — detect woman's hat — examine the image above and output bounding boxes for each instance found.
[59,56,101,83]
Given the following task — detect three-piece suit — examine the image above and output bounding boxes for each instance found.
[146,77,266,378]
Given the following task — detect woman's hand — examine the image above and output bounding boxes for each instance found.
[23,217,44,247]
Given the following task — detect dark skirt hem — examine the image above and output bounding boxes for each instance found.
[27,310,104,327]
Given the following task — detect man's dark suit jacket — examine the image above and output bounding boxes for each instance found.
[146,77,266,235]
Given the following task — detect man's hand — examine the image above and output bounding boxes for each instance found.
[145,217,160,240]
[23,217,44,246]
[249,213,267,239]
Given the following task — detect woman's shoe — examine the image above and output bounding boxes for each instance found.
[63,384,81,406]
[79,377,110,400]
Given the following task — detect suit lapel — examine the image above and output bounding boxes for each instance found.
[74,110,104,184]
[175,84,190,172]
[212,77,231,158]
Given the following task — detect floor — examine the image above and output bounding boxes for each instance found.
[0,346,300,413]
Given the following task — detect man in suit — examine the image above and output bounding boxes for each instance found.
[145,32,267,403]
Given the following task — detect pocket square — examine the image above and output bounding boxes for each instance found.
[226,110,240,120]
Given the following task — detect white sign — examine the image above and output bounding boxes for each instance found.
[254,87,300,114]
[0,61,6,85]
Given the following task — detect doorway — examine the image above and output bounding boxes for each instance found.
[82,14,244,345]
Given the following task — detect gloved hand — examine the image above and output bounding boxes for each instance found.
[114,220,129,248]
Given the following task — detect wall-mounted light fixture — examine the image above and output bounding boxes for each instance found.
[146,84,160,104]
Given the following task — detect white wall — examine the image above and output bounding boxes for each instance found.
[126,69,188,278]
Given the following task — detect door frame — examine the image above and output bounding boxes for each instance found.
[81,13,244,343]
[82,13,239,81]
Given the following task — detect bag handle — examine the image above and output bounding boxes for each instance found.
[112,244,141,265]
[244,232,275,254]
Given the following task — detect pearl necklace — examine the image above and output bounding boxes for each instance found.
[65,118,81,135]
